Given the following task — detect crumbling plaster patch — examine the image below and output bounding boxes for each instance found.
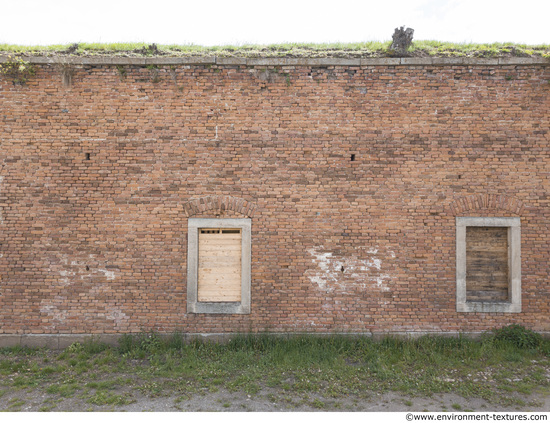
[0,175,4,224]
[306,246,394,294]
[39,254,126,330]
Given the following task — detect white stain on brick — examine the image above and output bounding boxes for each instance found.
[40,303,68,328]
[58,270,75,286]
[106,306,129,328]
[98,269,116,280]
[306,246,393,293]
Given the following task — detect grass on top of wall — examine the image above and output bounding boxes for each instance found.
[0,325,548,410]
[0,41,548,58]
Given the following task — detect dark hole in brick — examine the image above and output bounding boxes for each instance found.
[85,153,91,160]
[340,266,345,272]
[458,174,462,179]
[351,154,356,161]
[86,265,90,271]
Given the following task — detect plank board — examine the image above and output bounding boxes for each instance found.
[198,231,242,302]
[466,226,509,302]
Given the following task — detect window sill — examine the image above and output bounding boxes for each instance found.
[188,302,250,314]
[457,302,521,313]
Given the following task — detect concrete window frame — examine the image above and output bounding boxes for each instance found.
[456,217,521,313]
[187,218,251,314]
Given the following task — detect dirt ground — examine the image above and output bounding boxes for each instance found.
[2,387,549,412]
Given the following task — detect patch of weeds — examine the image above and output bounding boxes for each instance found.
[46,382,80,398]
[0,40,545,58]
[92,350,119,366]
[67,342,83,354]
[40,366,57,376]
[492,325,542,349]
[311,398,326,409]
[404,399,413,407]
[6,398,26,411]
[281,382,292,390]
[226,373,260,394]
[116,65,127,80]
[174,394,190,404]
[136,381,163,397]
[503,350,524,362]
[452,403,462,410]
[119,332,163,355]
[166,332,185,350]
[83,339,110,354]
[146,65,161,83]
[283,73,291,86]
[497,384,515,392]
[0,55,36,85]
[499,396,527,407]
[57,351,69,360]
[266,376,281,387]
[12,375,41,389]
[222,402,231,408]
[87,377,125,391]
[0,346,39,356]
[527,399,543,408]
[87,391,134,406]
[211,377,224,386]
[75,361,92,374]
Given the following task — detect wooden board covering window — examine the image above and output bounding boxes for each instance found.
[466,226,509,302]
[198,229,242,302]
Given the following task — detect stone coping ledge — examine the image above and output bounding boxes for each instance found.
[0,55,548,67]
[2,332,550,349]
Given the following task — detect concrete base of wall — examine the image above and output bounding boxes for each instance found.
[2,331,549,349]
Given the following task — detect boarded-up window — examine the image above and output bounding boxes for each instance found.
[198,228,242,302]
[188,218,251,314]
[456,217,521,313]
[466,227,509,302]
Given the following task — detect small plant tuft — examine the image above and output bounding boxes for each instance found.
[116,65,127,80]
[67,342,83,354]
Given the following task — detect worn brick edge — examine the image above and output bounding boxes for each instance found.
[4,332,550,349]
[448,194,526,216]
[0,56,548,67]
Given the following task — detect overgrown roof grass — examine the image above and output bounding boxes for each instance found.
[0,41,548,58]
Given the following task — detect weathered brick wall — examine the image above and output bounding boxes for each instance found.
[0,59,549,335]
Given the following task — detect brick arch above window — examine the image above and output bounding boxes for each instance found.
[183,195,257,218]
[448,194,525,216]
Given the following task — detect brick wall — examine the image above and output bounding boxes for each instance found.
[0,58,549,335]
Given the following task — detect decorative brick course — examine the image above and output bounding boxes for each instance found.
[0,58,548,336]
[183,196,256,217]
[448,194,525,216]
